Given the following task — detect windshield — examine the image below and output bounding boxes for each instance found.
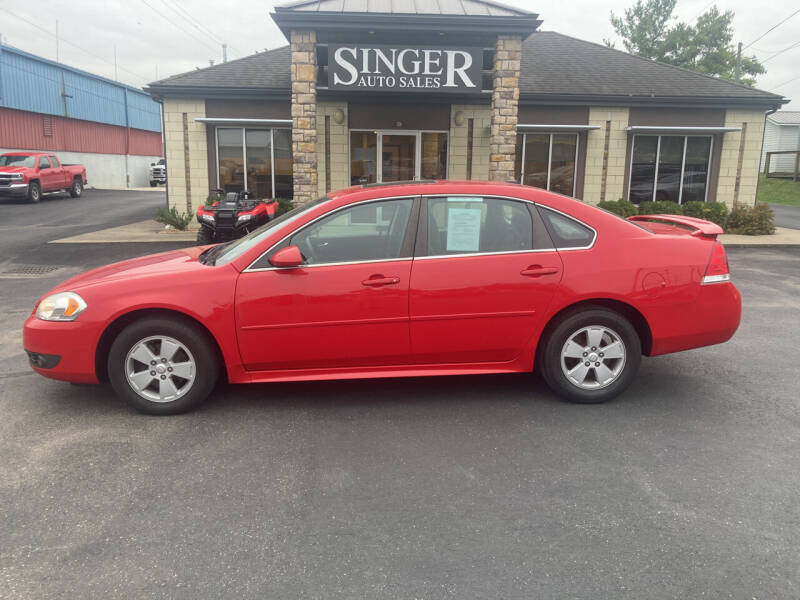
[0,155,36,167]
[214,196,331,266]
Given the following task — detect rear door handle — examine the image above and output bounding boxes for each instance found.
[361,275,400,287]
[520,265,560,277]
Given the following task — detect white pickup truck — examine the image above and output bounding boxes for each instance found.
[149,158,166,187]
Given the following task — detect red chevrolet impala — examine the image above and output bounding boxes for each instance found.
[23,181,740,414]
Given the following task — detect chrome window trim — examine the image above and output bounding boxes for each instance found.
[242,193,597,272]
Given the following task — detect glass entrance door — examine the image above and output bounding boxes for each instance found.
[350,130,448,185]
[381,134,417,182]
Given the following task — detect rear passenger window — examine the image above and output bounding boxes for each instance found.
[427,197,533,255]
[537,206,595,249]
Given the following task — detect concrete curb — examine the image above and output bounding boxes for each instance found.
[49,220,196,244]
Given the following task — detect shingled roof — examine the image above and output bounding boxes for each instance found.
[520,32,784,107]
[147,31,786,108]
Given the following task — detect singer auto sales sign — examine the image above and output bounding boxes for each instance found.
[328,45,483,93]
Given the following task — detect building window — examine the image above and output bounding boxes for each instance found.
[628,135,712,204]
[216,127,293,199]
[514,133,578,196]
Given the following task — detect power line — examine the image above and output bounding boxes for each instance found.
[139,0,218,53]
[159,0,223,45]
[762,40,800,63]
[165,0,243,58]
[771,73,800,90]
[743,8,800,51]
[1,7,150,83]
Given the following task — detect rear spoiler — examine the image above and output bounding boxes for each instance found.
[627,214,724,238]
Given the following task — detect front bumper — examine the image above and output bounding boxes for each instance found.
[0,183,29,198]
[23,314,101,384]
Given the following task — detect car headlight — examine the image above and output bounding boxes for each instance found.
[201,213,215,223]
[237,214,253,224]
[10,173,24,181]
[36,292,87,321]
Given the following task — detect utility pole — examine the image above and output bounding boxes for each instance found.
[735,41,742,83]
[222,43,228,63]
[55,20,59,62]
[114,45,118,81]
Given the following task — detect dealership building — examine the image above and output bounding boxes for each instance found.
[146,0,787,212]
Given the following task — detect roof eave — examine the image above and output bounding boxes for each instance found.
[271,11,541,38]
[519,93,788,111]
[144,85,290,101]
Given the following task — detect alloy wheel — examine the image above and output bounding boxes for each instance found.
[560,325,627,390]
[124,335,196,402]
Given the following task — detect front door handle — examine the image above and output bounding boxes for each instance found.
[520,265,560,277]
[361,275,400,287]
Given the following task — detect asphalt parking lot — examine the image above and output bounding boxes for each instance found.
[1,190,798,598]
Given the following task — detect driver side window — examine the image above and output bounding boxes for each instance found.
[290,198,414,265]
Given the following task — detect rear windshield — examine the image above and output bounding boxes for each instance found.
[0,155,36,167]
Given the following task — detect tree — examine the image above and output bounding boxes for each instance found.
[610,1,765,86]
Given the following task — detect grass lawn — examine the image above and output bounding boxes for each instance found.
[757,174,800,206]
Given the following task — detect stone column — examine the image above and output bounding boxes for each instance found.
[488,35,522,182]
[290,30,318,204]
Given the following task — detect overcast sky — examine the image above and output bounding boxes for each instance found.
[1,0,797,109]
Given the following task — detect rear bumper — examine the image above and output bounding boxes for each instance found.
[0,183,29,198]
[649,281,741,356]
[23,314,101,384]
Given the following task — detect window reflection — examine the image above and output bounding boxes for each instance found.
[514,132,578,196]
[421,132,448,179]
[217,127,292,199]
[629,135,711,204]
[350,131,377,185]
[218,128,245,193]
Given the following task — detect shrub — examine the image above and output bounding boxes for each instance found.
[154,205,193,231]
[725,203,775,235]
[597,199,638,218]
[637,200,683,215]
[681,201,729,227]
[275,198,294,215]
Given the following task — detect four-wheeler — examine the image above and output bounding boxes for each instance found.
[195,188,277,244]
[23,180,741,415]
[0,152,87,203]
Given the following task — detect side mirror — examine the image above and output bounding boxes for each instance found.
[269,245,303,268]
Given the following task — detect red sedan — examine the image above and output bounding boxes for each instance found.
[23,181,740,414]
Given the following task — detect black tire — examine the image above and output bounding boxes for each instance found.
[196,226,214,245]
[107,316,219,415]
[539,308,641,404]
[28,181,41,203]
[150,181,158,187]
[69,178,83,198]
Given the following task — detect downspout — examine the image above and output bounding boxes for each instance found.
[754,106,779,207]
[123,88,130,188]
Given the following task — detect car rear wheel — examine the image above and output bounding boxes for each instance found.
[69,178,83,198]
[539,308,641,404]
[28,182,41,203]
[108,317,219,415]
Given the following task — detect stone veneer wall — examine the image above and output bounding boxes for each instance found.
[448,105,492,180]
[583,107,629,204]
[162,99,208,214]
[488,35,522,181]
[316,101,350,196]
[290,30,318,205]
[717,109,766,208]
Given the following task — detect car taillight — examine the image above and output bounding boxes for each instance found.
[702,242,730,285]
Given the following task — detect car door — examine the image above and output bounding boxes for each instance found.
[409,195,564,364]
[37,156,55,191]
[235,197,419,371]
[48,155,68,188]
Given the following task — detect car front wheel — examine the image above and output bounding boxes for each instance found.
[539,308,641,404]
[28,182,41,203]
[108,317,219,415]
